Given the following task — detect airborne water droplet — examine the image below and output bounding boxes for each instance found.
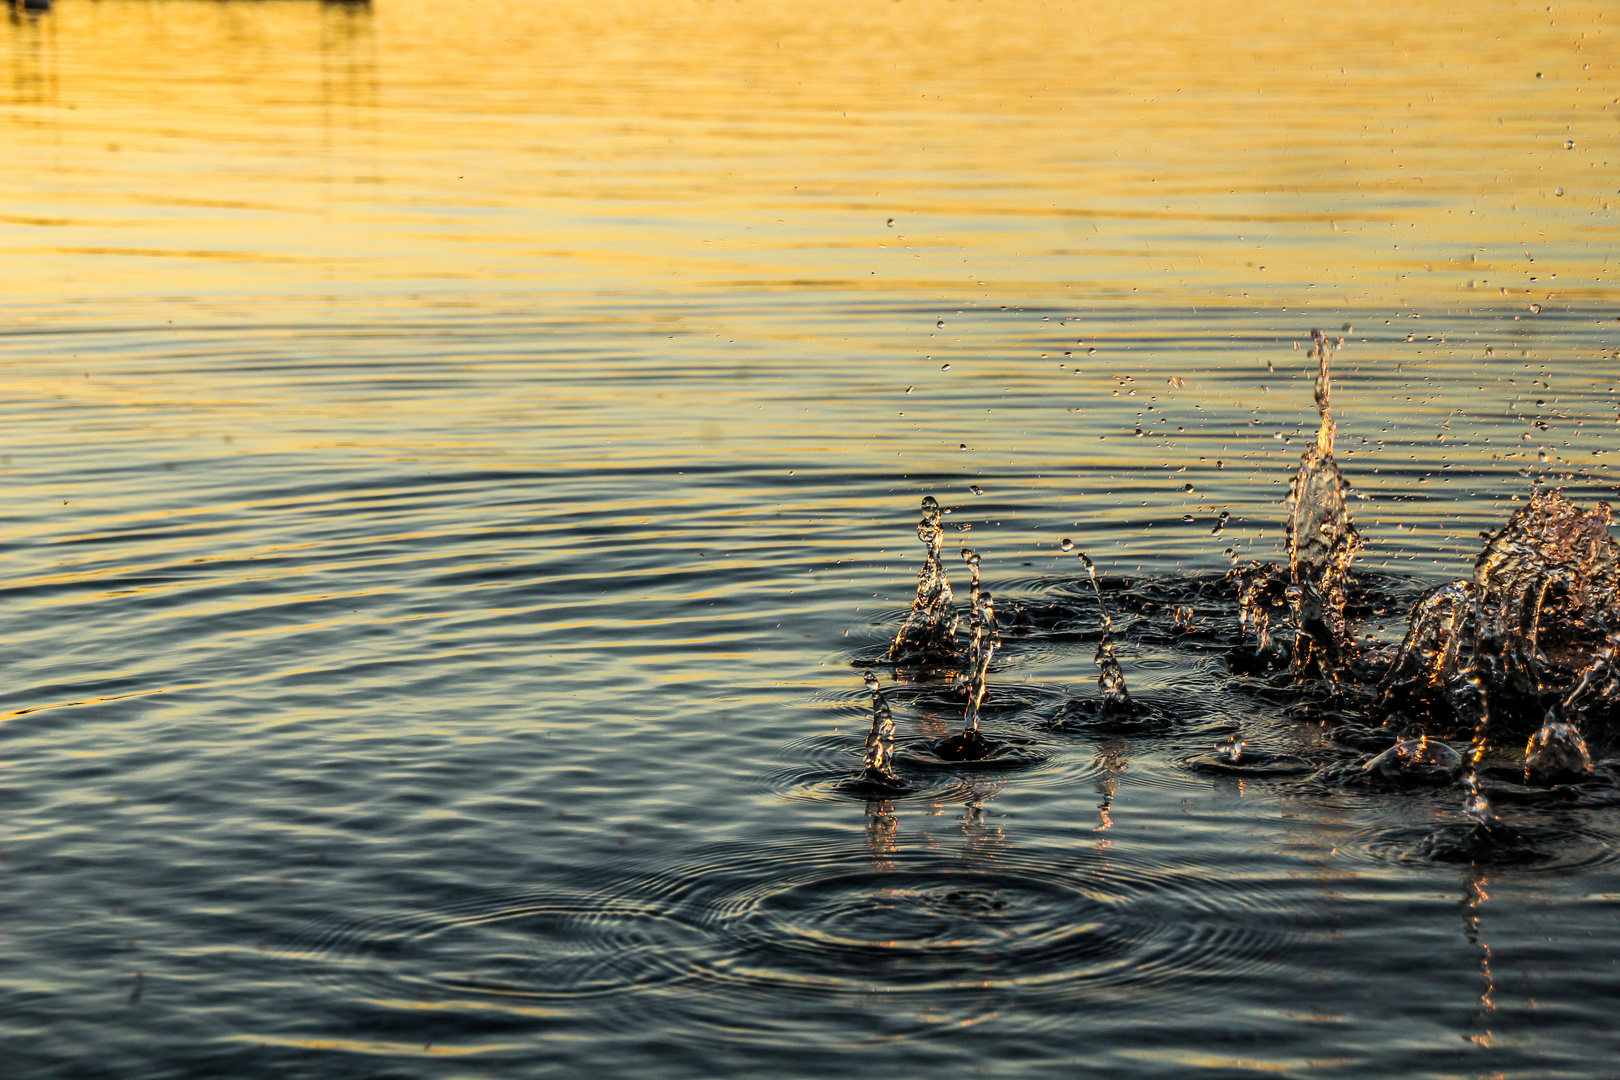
[1530,303,1543,314]
[941,363,951,370]
[1554,188,1564,197]
[1565,140,1575,149]
[1060,538,1074,551]
[969,484,984,495]
[937,319,946,328]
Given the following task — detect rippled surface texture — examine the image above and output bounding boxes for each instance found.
[5,1,1620,1076]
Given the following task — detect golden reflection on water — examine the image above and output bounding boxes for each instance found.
[2,0,1616,310]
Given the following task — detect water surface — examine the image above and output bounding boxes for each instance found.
[3,1,1620,1075]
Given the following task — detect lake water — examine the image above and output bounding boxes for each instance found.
[4,1,1620,1075]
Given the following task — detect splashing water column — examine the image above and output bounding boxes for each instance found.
[1283,340,1362,680]
[962,593,998,735]
[887,496,958,663]
[1078,552,1131,709]
[861,672,899,784]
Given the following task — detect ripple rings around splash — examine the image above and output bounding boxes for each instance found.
[1354,813,1620,872]
[758,730,1068,803]
[628,840,1316,1027]
[282,841,1315,1025]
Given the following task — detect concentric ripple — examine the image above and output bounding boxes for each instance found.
[1356,818,1620,871]
[632,843,1313,1016]
[286,890,714,1004]
[286,840,1315,1032]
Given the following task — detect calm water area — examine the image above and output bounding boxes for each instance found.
[4,1,1620,1075]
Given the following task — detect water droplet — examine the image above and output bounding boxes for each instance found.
[1181,514,1194,524]
[1530,303,1543,314]
[969,484,984,495]
[886,218,895,227]
[1554,188,1564,197]
[905,385,914,394]
[1182,483,1195,493]
[1060,538,1074,551]
[1087,348,1097,356]
[937,319,945,328]
[1565,140,1575,149]
[1486,347,1495,357]
[941,363,951,370]
[959,443,968,450]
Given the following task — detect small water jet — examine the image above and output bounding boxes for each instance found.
[935,589,998,760]
[886,496,958,665]
[1281,330,1362,680]
[1066,552,1134,710]
[861,672,901,785]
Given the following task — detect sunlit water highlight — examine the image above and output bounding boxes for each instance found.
[4,0,1620,1076]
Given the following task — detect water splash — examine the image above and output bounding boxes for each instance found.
[1231,561,1287,664]
[1215,735,1245,764]
[861,672,900,784]
[1283,333,1362,678]
[886,496,958,663]
[1363,732,1465,785]
[1378,580,1477,720]
[1078,553,1131,709]
[962,547,982,609]
[1449,674,1498,826]
[938,590,998,760]
[1534,626,1619,781]
[1524,709,1593,783]
[1473,488,1620,700]
[962,592,998,735]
